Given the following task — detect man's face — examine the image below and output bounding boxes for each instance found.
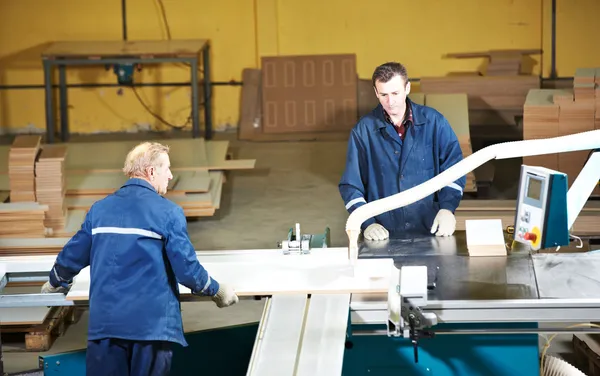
[374,75,410,117]
[151,153,173,195]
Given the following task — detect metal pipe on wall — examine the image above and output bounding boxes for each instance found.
[122,0,128,41]
[550,0,557,79]
[0,81,242,90]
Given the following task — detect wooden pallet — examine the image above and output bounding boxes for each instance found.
[1,306,81,352]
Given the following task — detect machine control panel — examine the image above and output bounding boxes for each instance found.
[513,165,568,251]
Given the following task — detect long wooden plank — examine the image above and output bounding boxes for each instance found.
[458,199,600,211]
[0,307,52,326]
[66,251,393,300]
[42,40,208,58]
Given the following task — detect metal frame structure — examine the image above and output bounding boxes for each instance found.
[41,45,213,143]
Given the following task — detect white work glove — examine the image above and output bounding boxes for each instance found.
[212,284,239,308]
[41,281,71,294]
[364,223,389,241]
[430,209,456,237]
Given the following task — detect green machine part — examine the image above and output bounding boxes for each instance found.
[286,226,331,248]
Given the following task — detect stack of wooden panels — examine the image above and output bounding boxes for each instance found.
[420,75,540,127]
[61,138,254,218]
[486,52,522,76]
[35,146,68,233]
[445,49,541,76]
[456,199,600,236]
[423,93,477,192]
[0,216,84,256]
[523,68,599,195]
[0,203,48,238]
[8,136,42,202]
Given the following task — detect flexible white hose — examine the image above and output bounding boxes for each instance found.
[543,355,586,376]
[345,129,600,259]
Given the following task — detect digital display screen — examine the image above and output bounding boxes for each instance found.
[527,177,542,201]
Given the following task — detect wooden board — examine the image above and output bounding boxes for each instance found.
[63,139,254,173]
[0,307,51,326]
[261,54,358,134]
[66,251,393,300]
[42,40,208,58]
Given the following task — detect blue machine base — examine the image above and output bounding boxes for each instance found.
[344,323,540,376]
[39,322,539,375]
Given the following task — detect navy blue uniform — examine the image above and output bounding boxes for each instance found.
[339,100,465,236]
[48,178,220,375]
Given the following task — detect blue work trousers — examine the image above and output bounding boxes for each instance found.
[86,338,173,376]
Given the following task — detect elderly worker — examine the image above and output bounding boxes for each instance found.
[339,62,465,241]
[41,141,238,376]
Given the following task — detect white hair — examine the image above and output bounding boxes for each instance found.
[123,142,170,178]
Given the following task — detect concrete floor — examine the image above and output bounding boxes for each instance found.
[1,130,577,373]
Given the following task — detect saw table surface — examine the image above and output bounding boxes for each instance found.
[357,231,600,302]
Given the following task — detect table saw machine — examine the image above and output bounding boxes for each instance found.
[2,232,600,375]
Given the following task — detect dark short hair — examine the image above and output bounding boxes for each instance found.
[372,62,409,87]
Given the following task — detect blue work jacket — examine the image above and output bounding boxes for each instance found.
[339,100,466,236]
[49,178,220,347]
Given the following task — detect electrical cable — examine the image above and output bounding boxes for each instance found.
[155,0,203,74]
[130,82,191,130]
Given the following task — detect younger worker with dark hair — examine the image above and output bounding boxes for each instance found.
[41,141,238,376]
[339,62,465,240]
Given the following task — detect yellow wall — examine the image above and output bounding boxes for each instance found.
[0,0,597,134]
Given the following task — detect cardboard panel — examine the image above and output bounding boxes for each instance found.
[261,54,357,134]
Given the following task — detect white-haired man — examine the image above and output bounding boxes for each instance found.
[41,141,238,376]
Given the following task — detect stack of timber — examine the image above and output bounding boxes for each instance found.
[35,145,68,234]
[0,202,48,238]
[8,135,41,202]
[445,49,541,76]
[456,199,600,236]
[62,138,254,217]
[420,50,541,130]
[420,75,540,129]
[522,68,600,196]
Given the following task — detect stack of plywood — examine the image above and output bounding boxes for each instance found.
[486,52,523,76]
[0,203,48,238]
[8,136,41,202]
[420,75,540,128]
[523,68,599,194]
[35,145,68,233]
[62,138,254,218]
[457,199,600,236]
[445,49,542,77]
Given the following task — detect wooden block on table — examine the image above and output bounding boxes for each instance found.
[465,219,507,257]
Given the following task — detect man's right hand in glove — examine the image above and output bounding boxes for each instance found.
[212,284,239,308]
[364,223,389,241]
[41,281,71,294]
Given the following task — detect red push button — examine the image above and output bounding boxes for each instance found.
[524,232,537,242]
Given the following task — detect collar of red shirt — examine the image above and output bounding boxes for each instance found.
[383,100,413,127]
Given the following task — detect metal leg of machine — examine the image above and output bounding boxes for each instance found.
[202,43,212,140]
[59,64,69,142]
[190,56,200,139]
[43,60,54,144]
